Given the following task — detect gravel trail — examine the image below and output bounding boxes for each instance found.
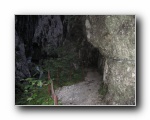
[55,69,102,105]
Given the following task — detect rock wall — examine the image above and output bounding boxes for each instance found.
[15,15,64,80]
[85,15,135,105]
[15,16,38,81]
[32,15,63,62]
[65,16,104,71]
[15,31,31,81]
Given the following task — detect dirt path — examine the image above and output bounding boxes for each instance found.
[55,68,103,105]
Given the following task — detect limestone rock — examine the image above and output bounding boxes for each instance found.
[85,15,135,105]
[33,15,63,57]
[104,59,135,105]
[85,15,135,60]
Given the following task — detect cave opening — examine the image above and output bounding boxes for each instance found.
[89,48,100,68]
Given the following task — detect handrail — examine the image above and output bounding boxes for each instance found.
[48,70,58,105]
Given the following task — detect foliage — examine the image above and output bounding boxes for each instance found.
[16,78,55,105]
[41,44,83,89]
[16,39,84,105]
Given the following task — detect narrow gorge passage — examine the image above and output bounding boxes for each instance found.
[15,15,135,105]
[55,68,103,105]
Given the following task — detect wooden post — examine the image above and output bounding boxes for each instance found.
[51,79,54,95]
[48,70,58,105]
[48,70,51,95]
[48,84,51,95]
[57,68,60,85]
[53,94,58,105]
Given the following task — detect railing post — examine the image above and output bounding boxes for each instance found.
[48,70,58,105]
[48,70,51,95]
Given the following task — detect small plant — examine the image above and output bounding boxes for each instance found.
[41,44,83,88]
[98,81,108,99]
[16,39,85,105]
[15,77,56,105]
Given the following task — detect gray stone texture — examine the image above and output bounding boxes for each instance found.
[33,15,63,56]
[85,15,135,105]
[15,32,31,81]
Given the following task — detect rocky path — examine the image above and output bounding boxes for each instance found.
[55,69,102,105]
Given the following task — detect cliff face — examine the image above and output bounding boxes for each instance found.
[15,31,31,81]
[15,16,38,81]
[15,15,64,80]
[64,16,103,69]
[85,15,135,105]
[32,15,63,62]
